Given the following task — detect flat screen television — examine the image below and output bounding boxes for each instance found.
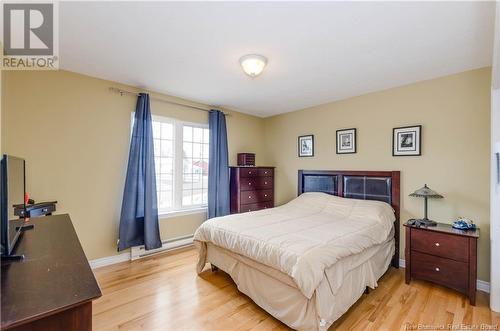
[1,155,27,258]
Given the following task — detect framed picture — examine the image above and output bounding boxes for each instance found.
[393,125,422,156]
[336,128,356,154]
[298,135,314,157]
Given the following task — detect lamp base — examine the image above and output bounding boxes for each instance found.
[408,218,437,227]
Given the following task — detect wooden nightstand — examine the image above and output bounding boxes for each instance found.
[404,222,479,305]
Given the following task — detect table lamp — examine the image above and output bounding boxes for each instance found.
[409,184,443,226]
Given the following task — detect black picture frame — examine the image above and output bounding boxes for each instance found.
[298,135,314,157]
[392,125,422,156]
[336,128,357,154]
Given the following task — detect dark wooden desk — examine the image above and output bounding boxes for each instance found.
[1,214,102,330]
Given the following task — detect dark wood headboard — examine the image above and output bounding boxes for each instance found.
[298,170,400,268]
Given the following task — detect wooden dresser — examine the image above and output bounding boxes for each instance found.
[230,167,275,213]
[404,222,479,305]
[1,214,102,330]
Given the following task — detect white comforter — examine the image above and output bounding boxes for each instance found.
[194,192,395,299]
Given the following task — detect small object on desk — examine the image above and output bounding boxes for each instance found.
[404,221,479,305]
[14,201,57,218]
[452,217,476,230]
[408,184,444,226]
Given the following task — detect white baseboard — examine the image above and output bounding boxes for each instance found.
[477,280,491,293]
[130,235,194,260]
[89,235,194,269]
[398,258,490,293]
[89,252,130,269]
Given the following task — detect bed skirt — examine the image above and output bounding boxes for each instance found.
[195,238,394,330]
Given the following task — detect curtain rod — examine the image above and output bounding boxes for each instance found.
[109,87,228,115]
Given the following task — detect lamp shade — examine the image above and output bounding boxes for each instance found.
[409,184,443,199]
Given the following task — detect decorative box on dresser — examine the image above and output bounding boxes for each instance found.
[230,167,275,213]
[404,222,479,305]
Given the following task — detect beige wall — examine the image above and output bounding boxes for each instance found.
[2,70,266,260]
[264,68,491,281]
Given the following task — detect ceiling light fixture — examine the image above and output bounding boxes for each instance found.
[239,54,267,77]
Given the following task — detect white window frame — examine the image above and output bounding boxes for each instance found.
[176,120,210,211]
[148,114,209,216]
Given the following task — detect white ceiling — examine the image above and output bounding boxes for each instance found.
[60,1,495,117]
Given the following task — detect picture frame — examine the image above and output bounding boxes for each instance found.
[393,125,422,156]
[336,128,356,154]
[298,135,314,157]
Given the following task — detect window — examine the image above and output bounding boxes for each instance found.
[146,115,209,214]
[182,125,210,207]
[152,118,175,211]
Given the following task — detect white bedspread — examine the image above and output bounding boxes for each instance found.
[194,192,395,299]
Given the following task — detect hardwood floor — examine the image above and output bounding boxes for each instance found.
[92,246,499,331]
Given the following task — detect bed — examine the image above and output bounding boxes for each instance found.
[194,170,400,330]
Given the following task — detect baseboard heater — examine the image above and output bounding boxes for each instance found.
[130,235,194,260]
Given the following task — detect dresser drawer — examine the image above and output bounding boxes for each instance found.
[240,201,274,213]
[411,251,468,293]
[240,178,257,191]
[258,168,274,177]
[411,229,468,262]
[240,190,273,204]
[239,168,259,177]
[256,177,273,189]
[240,177,274,191]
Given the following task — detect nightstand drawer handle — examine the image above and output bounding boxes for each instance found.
[248,195,252,199]
[264,194,268,197]
[249,171,252,174]
[435,242,440,247]
[248,182,252,186]
[435,267,440,272]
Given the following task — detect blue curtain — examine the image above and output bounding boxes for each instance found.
[118,93,162,251]
[208,110,230,218]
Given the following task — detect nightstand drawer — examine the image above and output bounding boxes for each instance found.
[411,229,468,262]
[411,251,468,293]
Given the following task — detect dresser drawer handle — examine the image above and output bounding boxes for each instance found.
[248,182,252,186]
[435,242,440,247]
[248,171,253,175]
[264,171,268,174]
[435,267,440,272]
[264,181,268,185]
[248,195,252,199]
[264,194,268,197]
